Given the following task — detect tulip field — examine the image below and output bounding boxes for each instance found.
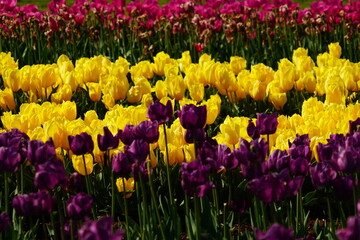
[1,0,360,239]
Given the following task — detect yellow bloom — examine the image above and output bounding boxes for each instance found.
[229,56,247,75]
[127,86,142,103]
[165,74,186,100]
[275,58,297,92]
[72,154,94,176]
[102,94,115,110]
[177,51,192,73]
[162,143,184,165]
[0,88,16,111]
[130,61,154,79]
[154,80,167,100]
[3,68,21,92]
[100,74,129,101]
[218,116,250,146]
[202,94,221,125]
[43,116,70,150]
[328,42,341,58]
[116,177,135,198]
[84,110,99,126]
[51,84,73,104]
[152,51,173,76]
[189,83,204,103]
[87,82,102,102]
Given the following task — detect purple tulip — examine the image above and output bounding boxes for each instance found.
[177,104,207,130]
[34,158,67,190]
[66,192,93,220]
[27,139,56,166]
[0,212,10,232]
[349,118,360,134]
[255,223,294,240]
[68,172,84,193]
[181,159,214,197]
[198,138,218,163]
[0,129,29,161]
[147,100,173,124]
[215,144,239,171]
[131,161,149,182]
[134,121,159,144]
[332,176,354,201]
[0,146,21,172]
[230,199,249,213]
[112,151,134,175]
[267,149,289,173]
[12,191,54,217]
[336,216,360,240]
[310,162,337,190]
[118,125,136,145]
[68,132,94,155]
[247,120,260,139]
[126,139,149,163]
[78,217,125,240]
[248,173,284,203]
[184,128,206,146]
[256,113,278,135]
[97,127,120,151]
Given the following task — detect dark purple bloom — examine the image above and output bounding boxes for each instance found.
[230,199,249,213]
[256,113,278,135]
[333,176,354,201]
[184,128,206,146]
[0,212,10,232]
[0,146,21,172]
[198,138,218,163]
[289,157,310,176]
[34,158,67,190]
[112,151,133,175]
[97,127,120,151]
[27,139,56,166]
[316,142,337,163]
[290,134,310,147]
[332,146,360,173]
[12,191,54,217]
[247,120,260,139]
[68,132,94,155]
[147,100,173,124]
[336,216,360,240]
[349,118,360,134]
[68,172,84,193]
[267,149,289,173]
[126,139,149,163]
[255,223,294,240]
[134,121,159,144]
[248,173,284,203]
[132,161,149,182]
[310,162,337,190]
[181,159,214,197]
[0,129,29,161]
[215,144,239,171]
[118,125,136,145]
[66,192,93,220]
[78,217,125,240]
[177,104,207,130]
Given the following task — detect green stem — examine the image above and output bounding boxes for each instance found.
[4,172,9,212]
[138,172,149,239]
[111,171,115,218]
[194,196,201,240]
[122,178,129,237]
[147,160,166,239]
[185,195,193,240]
[70,219,74,240]
[56,191,65,240]
[327,197,335,235]
[163,123,174,207]
[223,203,227,239]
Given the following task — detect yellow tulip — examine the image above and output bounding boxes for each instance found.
[219,116,250,146]
[116,177,135,198]
[0,88,16,111]
[229,56,247,75]
[51,84,73,104]
[100,74,129,101]
[328,42,341,58]
[43,116,70,150]
[275,58,297,92]
[72,154,94,176]
[127,86,142,103]
[162,143,184,165]
[154,80,167,100]
[84,110,99,125]
[165,74,186,100]
[202,94,221,125]
[3,68,21,92]
[189,83,204,103]
[152,51,173,76]
[0,52,18,76]
[86,82,102,102]
[130,61,154,79]
[177,51,192,73]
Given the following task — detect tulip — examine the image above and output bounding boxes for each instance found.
[78,217,125,240]
[68,132,94,155]
[256,113,278,135]
[97,126,119,151]
[147,100,173,124]
[112,151,133,175]
[27,139,56,166]
[0,147,21,173]
[72,154,93,176]
[336,216,360,240]
[178,104,207,130]
[116,177,135,198]
[34,158,67,190]
[0,212,10,232]
[66,192,93,220]
[12,191,54,217]
[255,223,294,240]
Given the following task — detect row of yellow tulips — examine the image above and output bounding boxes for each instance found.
[1,43,359,112]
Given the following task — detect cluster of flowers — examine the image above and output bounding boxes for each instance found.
[0,42,359,114]
[0,0,359,63]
